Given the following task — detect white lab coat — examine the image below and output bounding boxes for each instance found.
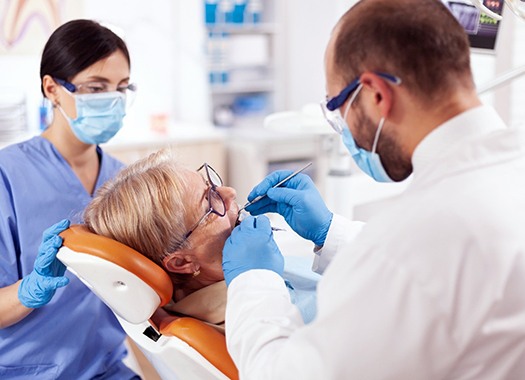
[225,106,525,379]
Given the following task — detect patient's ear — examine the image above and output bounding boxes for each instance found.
[163,252,199,274]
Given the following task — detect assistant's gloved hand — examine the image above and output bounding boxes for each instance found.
[246,171,333,246]
[18,219,71,308]
[223,215,284,286]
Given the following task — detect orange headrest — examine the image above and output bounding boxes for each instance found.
[60,224,173,306]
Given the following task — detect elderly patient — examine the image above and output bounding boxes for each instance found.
[83,149,317,330]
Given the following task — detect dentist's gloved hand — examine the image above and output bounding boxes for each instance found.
[246,171,333,246]
[18,219,71,308]
[223,215,284,286]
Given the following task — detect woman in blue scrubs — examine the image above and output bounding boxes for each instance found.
[0,20,138,379]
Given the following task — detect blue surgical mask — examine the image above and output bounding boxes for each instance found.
[340,91,393,183]
[58,91,126,145]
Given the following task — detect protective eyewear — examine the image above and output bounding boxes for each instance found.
[54,78,137,106]
[320,72,401,134]
[54,78,137,95]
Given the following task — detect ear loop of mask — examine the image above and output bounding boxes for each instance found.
[371,117,386,154]
[54,84,76,123]
[343,83,387,155]
[342,84,363,122]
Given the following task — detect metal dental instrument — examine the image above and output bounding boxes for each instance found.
[235,210,287,232]
[238,161,313,214]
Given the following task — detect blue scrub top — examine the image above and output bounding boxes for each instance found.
[0,137,136,379]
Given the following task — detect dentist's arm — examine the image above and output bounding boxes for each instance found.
[0,219,70,329]
[245,172,333,247]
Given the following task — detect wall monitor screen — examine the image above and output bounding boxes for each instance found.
[442,0,504,51]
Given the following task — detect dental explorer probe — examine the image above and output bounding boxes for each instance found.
[238,161,313,214]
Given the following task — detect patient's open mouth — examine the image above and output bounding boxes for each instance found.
[235,209,247,227]
[233,210,286,232]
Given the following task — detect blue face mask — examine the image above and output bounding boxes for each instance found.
[340,92,393,183]
[58,91,126,145]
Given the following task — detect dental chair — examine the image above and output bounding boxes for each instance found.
[57,225,238,380]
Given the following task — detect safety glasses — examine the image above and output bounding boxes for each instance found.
[320,72,401,134]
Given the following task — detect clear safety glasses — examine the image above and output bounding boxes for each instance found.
[320,72,401,134]
[54,78,138,106]
[320,84,363,135]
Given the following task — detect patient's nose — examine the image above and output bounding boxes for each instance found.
[217,186,237,209]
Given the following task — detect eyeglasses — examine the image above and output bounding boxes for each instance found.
[320,72,401,134]
[54,78,137,95]
[320,84,363,135]
[172,163,226,255]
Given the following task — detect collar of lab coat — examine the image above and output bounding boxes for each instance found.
[410,105,511,187]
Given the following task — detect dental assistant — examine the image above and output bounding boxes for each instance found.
[0,20,138,379]
[221,0,525,378]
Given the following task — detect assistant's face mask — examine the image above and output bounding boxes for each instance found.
[57,91,126,145]
[340,89,393,183]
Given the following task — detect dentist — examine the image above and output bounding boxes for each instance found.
[0,20,138,378]
[222,0,525,378]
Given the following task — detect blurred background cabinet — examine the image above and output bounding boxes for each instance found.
[204,0,285,128]
[105,128,227,183]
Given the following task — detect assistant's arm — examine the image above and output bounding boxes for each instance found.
[0,281,32,328]
[0,220,70,329]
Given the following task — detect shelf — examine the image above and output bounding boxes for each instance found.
[205,0,282,123]
[210,80,274,94]
[206,23,276,35]
[208,63,274,72]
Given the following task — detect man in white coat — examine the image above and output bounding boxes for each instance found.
[221,0,525,378]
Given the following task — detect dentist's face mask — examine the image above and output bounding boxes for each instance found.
[340,88,392,182]
[321,72,402,182]
[57,89,127,145]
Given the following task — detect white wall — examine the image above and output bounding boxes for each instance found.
[509,8,525,128]
[0,55,41,134]
[473,3,525,128]
[281,0,356,110]
[0,0,211,137]
[281,0,524,129]
[1,1,523,136]
[84,0,211,136]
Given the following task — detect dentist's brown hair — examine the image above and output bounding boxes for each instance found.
[332,0,474,104]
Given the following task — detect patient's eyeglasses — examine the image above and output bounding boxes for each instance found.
[165,164,226,258]
[187,163,226,237]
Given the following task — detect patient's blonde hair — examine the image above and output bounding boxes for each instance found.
[84,149,192,268]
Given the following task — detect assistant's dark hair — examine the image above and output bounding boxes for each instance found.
[334,0,473,103]
[40,19,130,96]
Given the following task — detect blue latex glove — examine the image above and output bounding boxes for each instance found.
[222,215,284,286]
[246,171,333,246]
[18,219,71,308]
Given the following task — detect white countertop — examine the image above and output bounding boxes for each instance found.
[105,122,227,149]
[0,122,227,150]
